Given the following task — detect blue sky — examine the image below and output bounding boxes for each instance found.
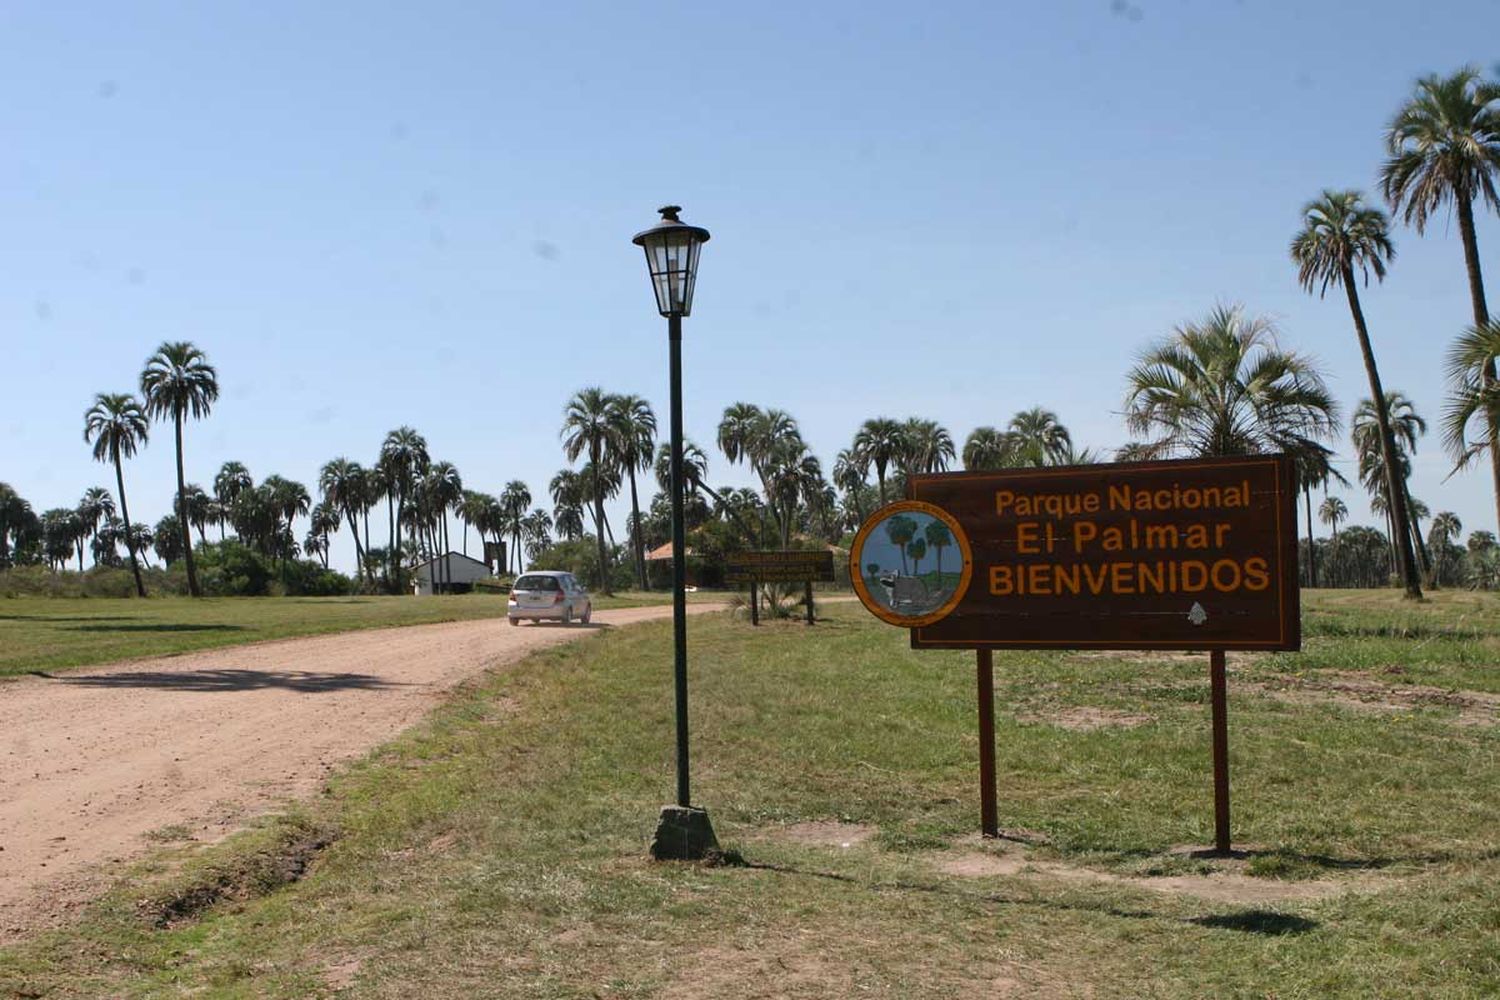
[5,1,1500,572]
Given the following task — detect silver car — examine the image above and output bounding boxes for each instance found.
[508,571,593,625]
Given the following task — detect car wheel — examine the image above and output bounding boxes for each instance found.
[581,602,592,624]
[561,605,572,626]
[509,617,519,627]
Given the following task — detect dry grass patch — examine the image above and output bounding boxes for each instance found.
[1015,706,1155,731]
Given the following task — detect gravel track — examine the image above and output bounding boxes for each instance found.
[0,604,714,941]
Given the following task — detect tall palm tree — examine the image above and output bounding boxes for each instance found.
[549,469,586,542]
[884,514,917,575]
[1008,408,1073,466]
[561,388,618,593]
[1285,437,1348,588]
[426,461,463,590]
[214,461,252,540]
[1292,189,1420,596]
[83,393,150,596]
[321,458,372,587]
[1382,68,1500,527]
[1319,495,1348,557]
[1123,305,1338,459]
[140,341,219,597]
[654,441,709,494]
[717,402,764,473]
[1430,510,1463,584]
[963,427,1017,471]
[763,437,823,547]
[832,448,870,527]
[76,487,115,569]
[1353,393,1428,586]
[900,418,955,476]
[853,417,907,505]
[380,427,429,590]
[520,508,553,565]
[499,480,531,576]
[306,503,340,569]
[610,394,657,589]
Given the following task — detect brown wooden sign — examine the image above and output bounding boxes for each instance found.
[850,455,1299,651]
[726,550,835,583]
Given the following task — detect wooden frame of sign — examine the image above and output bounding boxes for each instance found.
[848,455,1301,853]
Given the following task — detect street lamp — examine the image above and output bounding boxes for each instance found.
[633,205,719,860]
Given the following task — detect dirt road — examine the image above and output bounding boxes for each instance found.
[0,605,714,941]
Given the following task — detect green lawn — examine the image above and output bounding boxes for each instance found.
[0,590,725,676]
[2,591,1498,996]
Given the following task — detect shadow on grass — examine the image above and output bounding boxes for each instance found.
[45,668,403,693]
[728,857,1318,935]
[1189,911,1317,935]
[0,614,140,622]
[61,623,247,634]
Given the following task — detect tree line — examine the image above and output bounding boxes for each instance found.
[7,67,1500,599]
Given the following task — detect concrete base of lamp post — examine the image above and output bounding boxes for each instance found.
[650,805,720,861]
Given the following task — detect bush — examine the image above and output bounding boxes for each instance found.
[0,564,184,598]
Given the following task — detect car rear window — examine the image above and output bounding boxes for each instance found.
[514,575,561,591]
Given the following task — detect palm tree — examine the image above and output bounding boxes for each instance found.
[899,418,955,477]
[214,461,252,540]
[763,437,823,547]
[139,341,218,597]
[1352,393,1427,589]
[655,440,709,495]
[1430,510,1463,584]
[76,487,115,569]
[963,427,1017,471]
[1123,305,1338,459]
[41,509,80,571]
[520,508,553,564]
[717,402,764,473]
[610,394,657,589]
[307,503,340,570]
[1285,438,1348,588]
[561,388,618,593]
[380,427,429,590]
[1319,496,1349,575]
[832,448,870,527]
[426,462,463,590]
[321,458,372,587]
[1382,68,1500,527]
[499,480,531,576]
[853,417,906,505]
[1291,189,1420,597]
[549,470,586,542]
[83,393,150,596]
[1008,408,1073,466]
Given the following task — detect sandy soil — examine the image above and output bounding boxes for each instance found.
[0,604,717,942]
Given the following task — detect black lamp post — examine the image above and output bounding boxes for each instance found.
[634,205,720,860]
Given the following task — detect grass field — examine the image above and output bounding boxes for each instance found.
[0,590,727,676]
[1,590,1497,996]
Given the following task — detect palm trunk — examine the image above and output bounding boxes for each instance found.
[174,412,201,597]
[1343,268,1421,598]
[113,443,146,597]
[628,465,645,590]
[392,495,404,593]
[76,538,84,572]
[1405,483,1432,583]
[1304,484,1317,588]
[591,442,611,594]
[1455,196,1500,532]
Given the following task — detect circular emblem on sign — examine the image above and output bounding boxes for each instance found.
[849,500,973,627]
